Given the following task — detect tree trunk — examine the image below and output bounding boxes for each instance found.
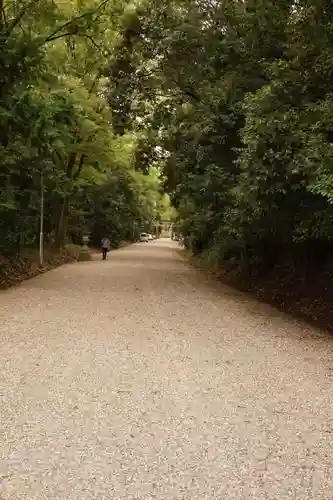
[53,151,78,247]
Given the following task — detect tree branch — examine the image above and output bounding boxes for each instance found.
[0,0,7,28]
[46,32,72,43]
[130,33,203,104]
[44,32,106,59]
[44,0,112,43]
[82,34,105,54]
[139,67,202,103]
[6,0,39,35]
[90,0,112,23]
[91,0,111,17]
[73,154,86,180]
[178,86,201,103]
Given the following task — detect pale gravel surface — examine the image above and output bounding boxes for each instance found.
[1,239,333,500]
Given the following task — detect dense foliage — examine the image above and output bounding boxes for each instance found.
[4,0,333,287]
[0,0,169,257]
[105,0,333,280]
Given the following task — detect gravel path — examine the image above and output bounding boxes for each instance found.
[1,239,333,499]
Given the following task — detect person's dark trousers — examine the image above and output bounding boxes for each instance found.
[102,248,108,260]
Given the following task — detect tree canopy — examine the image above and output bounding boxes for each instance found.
[105,0,333,275]
[0,0,169,255]
[2,0,333,281]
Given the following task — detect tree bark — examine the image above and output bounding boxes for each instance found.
[53,151,78,248]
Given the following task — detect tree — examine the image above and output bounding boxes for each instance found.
[0,0,162,256]
[105,0,333,276]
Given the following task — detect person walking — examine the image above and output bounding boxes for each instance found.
[101,236,110,260]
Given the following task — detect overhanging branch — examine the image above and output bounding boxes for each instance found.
[5,0,39,35]
[44,0,112,44]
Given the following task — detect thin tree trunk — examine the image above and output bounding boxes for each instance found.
[53,151,78,247]
[55,197,69,248]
